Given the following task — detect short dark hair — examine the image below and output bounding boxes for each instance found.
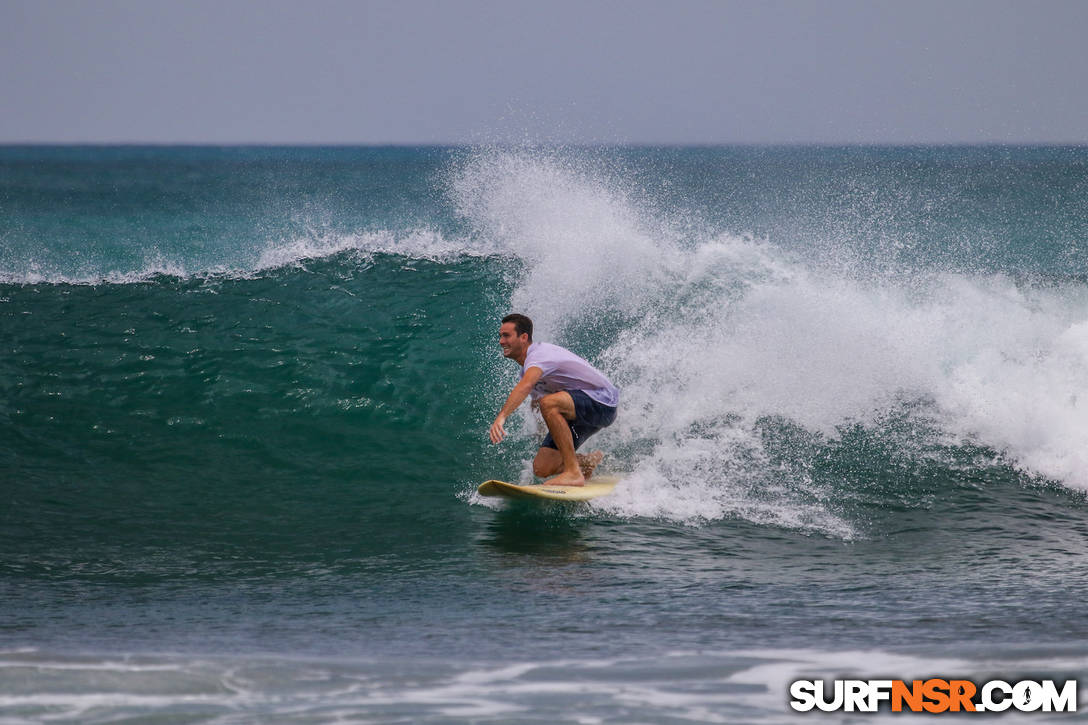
[502,313,533,342]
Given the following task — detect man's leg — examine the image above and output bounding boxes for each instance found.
[535,392,585,486]
[579,450,604,478]
[533,448,604,479]
[532,447,563,478]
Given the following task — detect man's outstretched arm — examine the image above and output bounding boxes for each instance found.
[489,366,543,444]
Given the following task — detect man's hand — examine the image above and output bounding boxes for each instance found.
[489,366,541,445]
[489,415,507,444]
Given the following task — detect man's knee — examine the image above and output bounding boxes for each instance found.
[539,392,572,418]
[539,395,559,414]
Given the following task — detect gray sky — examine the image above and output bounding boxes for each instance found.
[2,0,1086,144]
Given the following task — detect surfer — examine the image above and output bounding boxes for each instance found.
[489,314,619,486]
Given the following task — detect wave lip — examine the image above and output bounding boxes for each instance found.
[0,229,499,286]
[253,228,503,272]
[0,255,192,286]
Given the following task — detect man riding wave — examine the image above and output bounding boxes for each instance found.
[489,314,619,486]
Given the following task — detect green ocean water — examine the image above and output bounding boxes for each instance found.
[2,146,1088,722]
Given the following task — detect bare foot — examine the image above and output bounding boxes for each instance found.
[546,470,586,487]
[577,450,604,479]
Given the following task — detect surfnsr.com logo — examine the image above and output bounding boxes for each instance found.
[790,679,1078,713]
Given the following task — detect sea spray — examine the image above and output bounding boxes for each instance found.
[446,148,1088,528]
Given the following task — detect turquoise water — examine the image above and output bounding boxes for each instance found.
[2,146,1088,722]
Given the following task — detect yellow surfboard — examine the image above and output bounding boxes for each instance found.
[477,475,619,502]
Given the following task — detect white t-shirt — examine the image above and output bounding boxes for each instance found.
[522,342,619,407]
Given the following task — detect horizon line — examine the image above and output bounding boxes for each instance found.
[3,140,1088,148]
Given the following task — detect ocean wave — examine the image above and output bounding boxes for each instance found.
[0,229,501,286]
[6,146,1087,528]
[0,254,194,286]
[252,228,504,272]
[452,149,1088,528]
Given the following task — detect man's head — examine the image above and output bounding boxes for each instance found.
[499,313,533,362]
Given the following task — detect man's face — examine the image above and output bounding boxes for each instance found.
[499,322,529,359]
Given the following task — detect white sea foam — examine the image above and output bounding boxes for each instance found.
[3,648,1081,724]
[452,149,1088,529]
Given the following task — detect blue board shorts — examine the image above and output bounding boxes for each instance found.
[541,389,618,451]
